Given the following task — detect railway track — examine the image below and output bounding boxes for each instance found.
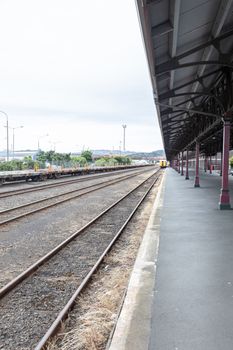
[0,168,153,227]
[0,169,161,350]
[0,167,148,199]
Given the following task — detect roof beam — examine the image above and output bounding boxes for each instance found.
[156,60,233,75]
[159,91,212,101]
[155,28,233,75]
[168,0,181,122]
[146,0,163,5]
[160,95,208,116]
[156,72,170,83]
[187,0,233,109]
[158,92,225,113]
[161,111,186,121]
[157,102,220,118]
[151,21,173,37]
[182,119,222,151]
[161,108,185,117]
[163,118,190,127]
[163,123,186,131]
[169,0,180,90]
[158,69,221,99]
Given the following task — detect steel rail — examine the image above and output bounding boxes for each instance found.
[0,167,150,215]
[0,169,160,302]
[0,167,148,199]
[0,168,153,227]
[34,170,161,350]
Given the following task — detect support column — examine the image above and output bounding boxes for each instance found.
[181,151,184,176]
[204,155,207,172]
[194,141,200,187]
[178,154,180,174]
[209,155,212,174]
[219,117,231,209]
[185,149,189,180]
[220,151,223,176]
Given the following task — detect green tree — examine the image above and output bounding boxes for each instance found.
[71,156,87,167]
[46,150,56,162]
[64,153,71,162]
[23,156,36,169]
[114,156,131,165]
[0,160,25,171]
[108,157,118,166]
[36,150,47,164]
[95,158,108,166]
[81,150,93,163]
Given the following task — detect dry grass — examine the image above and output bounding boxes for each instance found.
[46,180,161,350]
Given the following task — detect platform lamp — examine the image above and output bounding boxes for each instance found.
[12,125,24,159]
[38,133,49,151]
[0,110,9,161]
[122,124,127,152]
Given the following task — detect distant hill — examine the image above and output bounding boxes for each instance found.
[0,148,165,160]
[88,149,165,159]
[127,150,165,159]
[91,149,133,156]
[90,149,164,157]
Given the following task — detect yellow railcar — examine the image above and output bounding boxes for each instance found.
[159,160,167,168]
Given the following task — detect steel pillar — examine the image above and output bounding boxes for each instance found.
[219,118,231,209]
[220,151,222,176]
[178,154,180,174]
[185,149,189,180]
[181,151,184,175]
[209,155,212,174]
[194,142,200,187]
[204,155,207,172]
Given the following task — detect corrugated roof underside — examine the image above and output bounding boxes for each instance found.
[139,0,233,158]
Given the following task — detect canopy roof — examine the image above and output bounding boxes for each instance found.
[136,0,233,159]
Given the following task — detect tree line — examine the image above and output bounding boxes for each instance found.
[0,149,132,171]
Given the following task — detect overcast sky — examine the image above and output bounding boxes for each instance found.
[0,0,162,153]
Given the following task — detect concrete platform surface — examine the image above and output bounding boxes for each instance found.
[149,168,233,350]
[109,168,233,350]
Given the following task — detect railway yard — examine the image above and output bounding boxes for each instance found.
[0,165,163,350]
[0,0,232,348]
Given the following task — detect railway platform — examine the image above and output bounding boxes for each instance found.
[109,168,233,350]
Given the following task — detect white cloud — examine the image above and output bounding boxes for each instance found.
[0,0,162,152]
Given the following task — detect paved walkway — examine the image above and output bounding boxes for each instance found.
[149,168,233,350]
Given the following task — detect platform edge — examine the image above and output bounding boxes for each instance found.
[107,171,166,350]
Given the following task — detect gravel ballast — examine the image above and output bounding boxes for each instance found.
[0,169,156,288]
[0,171,160,350]
[48,172,163,350]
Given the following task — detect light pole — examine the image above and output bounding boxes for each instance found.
[49,140,61,152]
[38,134,49,151]
[12,126,24,159]
[119,140,122,155]
[122,124,127,152]
[0,110,9,161]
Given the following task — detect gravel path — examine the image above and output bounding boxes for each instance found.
[0,169,156,289]
[0,171,159,350]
